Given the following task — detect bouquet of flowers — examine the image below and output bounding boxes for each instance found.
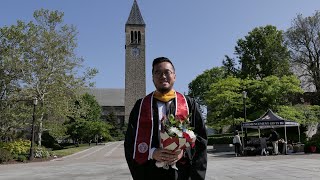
[156,114,196,170]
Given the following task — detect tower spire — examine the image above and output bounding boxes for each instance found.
[126,0,145,25]
[125,0,146,122]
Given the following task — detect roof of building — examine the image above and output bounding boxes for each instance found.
[126,0,145,25]
[85,88,124,107]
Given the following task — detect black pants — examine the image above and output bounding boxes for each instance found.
[234,143,241,155]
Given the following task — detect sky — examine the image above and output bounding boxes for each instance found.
[1,0,320,94]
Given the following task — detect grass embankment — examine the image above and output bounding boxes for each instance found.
[52,144,92,157]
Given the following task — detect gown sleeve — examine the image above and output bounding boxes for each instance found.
[124,99,142,179]
[187,97,208,180]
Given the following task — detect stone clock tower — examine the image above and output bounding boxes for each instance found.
[125,0,146,122]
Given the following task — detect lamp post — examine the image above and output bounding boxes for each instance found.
[242,91,247,145]
[29,97,38,160]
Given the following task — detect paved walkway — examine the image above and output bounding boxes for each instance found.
[0,142,319,179]
[206,150,320,180]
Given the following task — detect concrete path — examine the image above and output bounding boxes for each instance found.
[0,142,320,180]
[206,151,320,180]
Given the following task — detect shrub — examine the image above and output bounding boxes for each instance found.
[304,141,319,153]
[17,155,28,162]
[41,131,62,150]
[49,151,57,157]
[310,133,320,142]
[2,139,31,157]
[35,147,50,159]
[304,133,320,153]
[208,136,233,145]
[0,148,12,163]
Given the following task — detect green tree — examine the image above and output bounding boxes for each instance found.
[205,75,303,130]
[106,112,125,140]
[0,21,29,140]
[81,93,102,121]
[277,105,320,125]
[285,11,320,96]
[222,55,239,77]
[247,75,304,113]
[89,120,112,142]
[188,67,226,106]
[236,25,292,79]
[66,93,112,144]
[0,9,97,144]
[205,76,244,130]
[277,105,320,141]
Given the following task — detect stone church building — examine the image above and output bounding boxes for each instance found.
[87,0,145,125]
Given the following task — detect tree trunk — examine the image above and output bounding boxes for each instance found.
[37,112,44,147]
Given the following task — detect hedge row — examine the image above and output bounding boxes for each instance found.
[208,136,233,145]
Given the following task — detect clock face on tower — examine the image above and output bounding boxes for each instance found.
[131,47,140,57]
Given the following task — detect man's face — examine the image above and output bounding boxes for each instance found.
[152,62,176,93]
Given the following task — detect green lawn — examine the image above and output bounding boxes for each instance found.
[52,144,92,157]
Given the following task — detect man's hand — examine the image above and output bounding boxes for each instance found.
[168,150,183,164]
[152,148,183,163]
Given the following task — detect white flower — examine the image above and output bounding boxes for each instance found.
[186,129,196,140]
[168,127,183,137]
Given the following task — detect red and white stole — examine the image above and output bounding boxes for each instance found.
[133,91,189,164]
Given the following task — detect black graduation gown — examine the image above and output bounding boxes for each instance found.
[124,95,207,180]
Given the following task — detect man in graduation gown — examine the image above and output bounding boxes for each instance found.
[124,57,207,180]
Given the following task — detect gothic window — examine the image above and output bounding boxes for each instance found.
[134,31,138,43]
[130,31,141,44]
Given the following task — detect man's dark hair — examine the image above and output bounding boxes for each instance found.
[234,130,239,135]
[152,57,175,73]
